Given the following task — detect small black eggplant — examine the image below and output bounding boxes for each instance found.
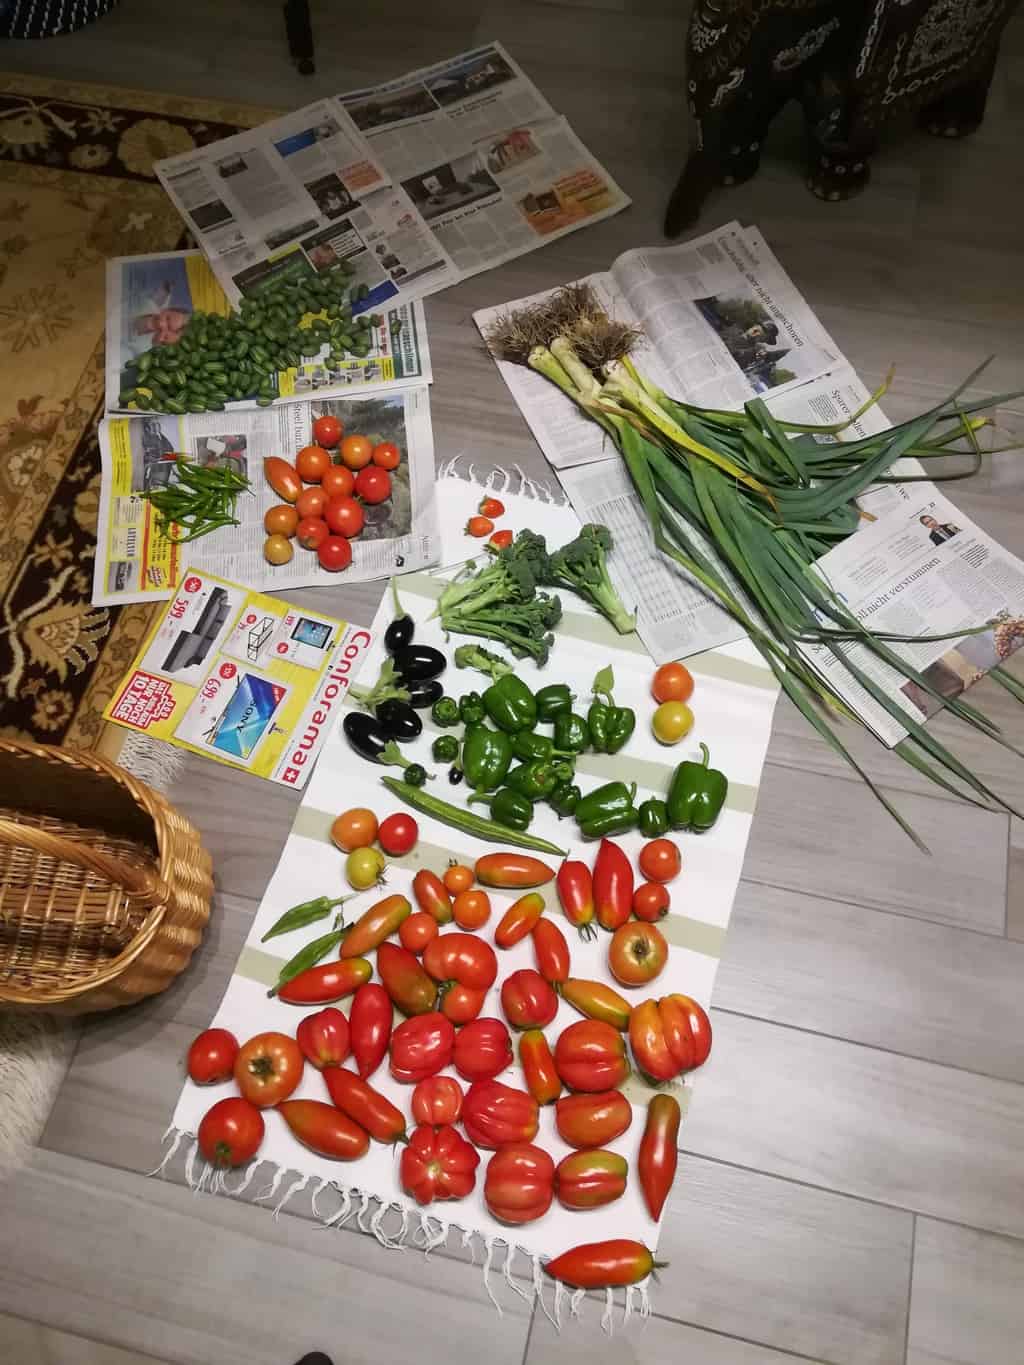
[384,578,415,654]
[391,643,446,682]
[405,678,444,710]
[375,698,422,741]
[343,711,392,763]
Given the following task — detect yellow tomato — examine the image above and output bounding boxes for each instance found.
[651,700,693,745]
[263,533,294,566]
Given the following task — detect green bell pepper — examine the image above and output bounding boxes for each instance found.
[534,683,574,722]
[504,759,574,802]
[511,730,556,763]
[482,675,537,733]
[432,734,460,764]
[461,723,513,792]
[469,786,533,831]
[667,743,729,832]
[577,805,639,839]
[548,781,581,818]
[574,780,637,828]
[431,696,460,728]
[587,665,635,754]
[638,797,669,837]
[458,691,486,726]
[552,711,589,755]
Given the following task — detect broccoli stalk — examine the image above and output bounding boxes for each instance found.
[453,643,514,680]
[436,552,536,617]
[545,524,635,634]
[347,657,411,710]
[440,595,562,667]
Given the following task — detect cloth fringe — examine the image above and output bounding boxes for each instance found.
[436,453,568,506]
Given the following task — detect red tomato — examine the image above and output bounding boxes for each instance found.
[401,1124,479,1205]
[651,661,694,704]
[321,465,356,499]
[295,1008,350,1069]
[638,838,682,884]
[544,1240,655,1289]
[555,1091,632,1150]
[484,1143,554,1225]
[296,485,328,520]
[187,1027,238,1085]
[560,977,631,1030]
[411,1075,464,1127]
[555,1149,628,1210]
[628,994,712,1082]
[608,921,668,986]
[349,982,391,1078]
[264,504,298,537]
[197,1097,264,1168]
[518,1028,561,1105]
[312,414,343,448]
[372,440,401,470]
[488,529,513,550]
[453,1016,512,1083]
[234,1032,304,1107]
[277,1099,369,1161]
[296,516,329,550]
[553,1020,629,1092]
[264,456,301,502]
[494,892,545,949]
[478,496,505,519]
[423,932,498,991]
[400,910,438,955]
[475,853,555,889]
[412,869,454,925]
[638,1093,680,1221]
[276,958,371,1005]
[377,812,418,856]
[632,882,670,922]
[323,1067,408,1144]
[389,1011,455,1083]
[556,860,595,939]
[442,863,473,895]
[462,1079,539,1149]
[296,444,331,482]
[593,838,633,932]
[531,918,571,984]
[465,515,493,538]
[452,887,491,929]
[377,941,437,1016]
[500,969,558,1030]
[317,534,353,573]
[439,982,487,1025]
[354,466,392,504]
[324,496,364,538]
[340,434,373,469]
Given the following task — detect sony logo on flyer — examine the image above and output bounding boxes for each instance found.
[280,629,372,785]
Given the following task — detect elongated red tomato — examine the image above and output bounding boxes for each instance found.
[323,1066,408,1144]
[556,860,595,939]
[592,839,633,932]
[494,892,545,948]
[474,853,555,889]
[453,1016,512,1083]
[198,1097,264,1168]
[532,918,570,984]
[412,869,453,924]
[560,977,631,1031]
[485,1143,555,1225]
[339,894,411,958]
[519,1029,561,1105]
[422,932,497,991]
[628,994,712,1082]
[377,941,437,1016]
[276,957,372,1005]
[389,1011,454,1082]
[638,1093,680,1221]
[462,1079,538,1149]
[187,1028,238,1085]
[349,982,391,1078]
[555,1149,628,1209]
[553,1020,629,1092]
[544,1240,656,1289]
[555,1091,632,1150]
[411,1075,464,1127]
[500,969,558,1030]
[278,1099,369,1161]
[401,1124,479,1205]
[296,1008,350,1069]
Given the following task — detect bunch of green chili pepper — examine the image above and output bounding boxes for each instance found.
[140,457,249,543]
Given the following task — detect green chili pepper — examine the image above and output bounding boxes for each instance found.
[577,806,639,840]
[461,723,513,792]
[469,786,533,831]
[432,734,460,763]
[548,781,581,818]
[379,776,567,856]
[511,730,556,763]
[575,780,638,828]
[431,696,460,728]
[587,665,636,754]
[482,675,538,733]
[458,691,486,726]
[667,743,729,832]
[261,893,355,942]
[271,926,346,994]
[552,711,589,755]
[404,764,429,788]
[534,683,574,722]
[504,759,574,802]
[638,797,669,838]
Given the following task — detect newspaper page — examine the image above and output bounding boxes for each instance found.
[92,387,440,606]
[102,567,373,790]
[800,489,1024,745]
[105,251,432,415]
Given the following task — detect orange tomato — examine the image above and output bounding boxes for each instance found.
[372,441,401,470]
[465,515,494,538]
[452,888,491,929]
[442,863,474,896]
[340,434,374,469]
[608,921,668,987]
[321,465,355,499]
[295,485,328,520]
[400,911,439,955]
[330,807,378,852]
[652,661,694,704]
[264,457,301,503]
[234,1031,304,1107]
[264,504,298,537]
[296,444,331,483]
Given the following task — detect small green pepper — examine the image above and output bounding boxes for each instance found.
[587,665,635,755]
[534,683,574,722]
[577,806,639,840]
[470,786,533,831]
[461,723,513,792]
[511,730,555,763]
[667,743,729,832]
[575,780,638,828]
[505,759,574,802]
[482,675,538,733]
[638,797,669,838]
[552,711,589,755]
[458,691,486,726]
[404,764,428,788]
[548,781,581,818]
[432,734,460,763]
[431,696,460,728]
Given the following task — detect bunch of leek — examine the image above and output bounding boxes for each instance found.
[484,284,1024,847]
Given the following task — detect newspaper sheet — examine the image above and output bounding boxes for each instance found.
[92,388,440,606]
[154,43,629,311]
[801,489,1024,745]
[105,251,432,415]
[102,567,373,790]
[473,220,838,472]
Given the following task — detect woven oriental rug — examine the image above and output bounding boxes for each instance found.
[0,73,276,754]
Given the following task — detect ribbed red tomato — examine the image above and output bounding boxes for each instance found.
[500,968,558,1030]
[628,994,712,1082]
[555,1091,633,1149]
[484,1143,555,1225]
[422,932,497,991]
[295,1008,350,1069]
[453,1016,512,1083]
[462,1079,538,1149]
[389,1011,455,1083]
[400,1124,479,1205]
[554,1149,628,1209]
[411,1075,464,1127]
[553,1020,629,1092]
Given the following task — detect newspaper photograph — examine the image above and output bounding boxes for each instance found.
[92,388,440,607]
[105,251,432,415]
[802,489,1024,745]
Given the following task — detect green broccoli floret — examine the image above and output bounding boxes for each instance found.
[440,594,561,666]
[504,528,551,582]
[436,551,536,617]
[545,524,636,634]
[453,643,514,680]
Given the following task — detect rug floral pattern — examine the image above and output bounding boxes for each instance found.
[0,75,275,752]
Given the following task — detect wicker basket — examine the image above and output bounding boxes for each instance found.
[0,738,213,1013]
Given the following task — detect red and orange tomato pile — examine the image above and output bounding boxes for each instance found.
[262,413,403,573]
